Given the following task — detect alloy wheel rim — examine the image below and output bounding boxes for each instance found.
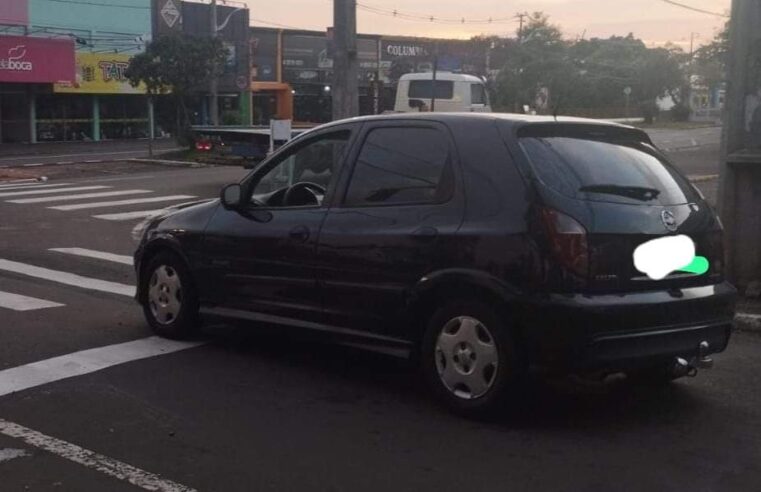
[148,265,183,325]
[435,316,499,400]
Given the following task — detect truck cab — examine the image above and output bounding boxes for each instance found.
[393,72,491,113]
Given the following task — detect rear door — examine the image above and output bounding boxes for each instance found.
[316,120,464,338]
[514,124,723,293]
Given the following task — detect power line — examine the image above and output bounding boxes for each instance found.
[250,17,320,30]
[356,1,515,25]
[658,0,729,18]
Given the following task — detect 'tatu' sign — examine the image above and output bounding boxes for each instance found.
[0,36,75,84]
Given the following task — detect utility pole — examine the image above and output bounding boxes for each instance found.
[718,0,761,292]
[209,0,219,126]
[515,12,528,43]
[430,41,439,112]
[332,0,359,121]
[687,32,700,112]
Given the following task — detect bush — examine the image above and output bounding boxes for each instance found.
[670,103,692,122]
[221,111,242,126]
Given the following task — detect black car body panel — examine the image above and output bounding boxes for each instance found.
[135,113,736,372]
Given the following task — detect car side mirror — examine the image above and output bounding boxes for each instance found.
[220,184,243,210]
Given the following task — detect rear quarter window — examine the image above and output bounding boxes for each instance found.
[519,135,699,205]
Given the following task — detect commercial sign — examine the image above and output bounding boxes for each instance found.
[282,32,378,85]
[379,38,486,83]
[0,1,29,26]
[152,0,182,36]
[54,53,146,94]
[0,36,75,84]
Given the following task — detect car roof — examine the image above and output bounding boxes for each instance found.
[317,112,641,133]
[398,72,485,83]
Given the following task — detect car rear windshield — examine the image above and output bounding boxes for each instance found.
[519,133,699,205]
[409,80,454,100]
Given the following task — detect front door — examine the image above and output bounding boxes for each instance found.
[202,126,356,324]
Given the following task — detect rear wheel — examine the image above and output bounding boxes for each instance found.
[421,300,522,418]
[141,252,199,339]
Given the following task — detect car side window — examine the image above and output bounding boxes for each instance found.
[343,127,453,207]
[471,83,487,105]
[251,131,350,207]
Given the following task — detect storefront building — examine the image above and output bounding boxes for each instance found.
[0,0,153,144]
[175,0,252,127]
[250,27,487,125]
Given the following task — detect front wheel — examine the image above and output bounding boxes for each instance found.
[141,252,199,339]
[421,300,523,418]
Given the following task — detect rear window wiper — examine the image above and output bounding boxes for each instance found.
[578,184,661,201]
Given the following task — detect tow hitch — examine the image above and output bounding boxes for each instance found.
[672,341,714,378]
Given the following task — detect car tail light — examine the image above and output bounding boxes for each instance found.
[195,140,212,152]
[540,207,589,277]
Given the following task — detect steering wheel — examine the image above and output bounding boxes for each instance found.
[283,182,327,206]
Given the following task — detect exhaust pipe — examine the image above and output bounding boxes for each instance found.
[671,341,714,378]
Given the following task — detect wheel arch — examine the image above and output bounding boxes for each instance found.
[405,269,527,357]
[135,236,194,304]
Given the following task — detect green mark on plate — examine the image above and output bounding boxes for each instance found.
[678,256,710,275]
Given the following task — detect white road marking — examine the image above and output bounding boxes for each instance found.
[0,182,72,191]
[0,185,109,198]
[8,189,151,204]
[23,163,45,167]
[0,259,134,297]
[93,209,168,221]
[0,291,64,311]
[0,448,30,463]
[50,195,196,211]
[0,335,203,396]
[0,418,197,491]
[50,248,133,266]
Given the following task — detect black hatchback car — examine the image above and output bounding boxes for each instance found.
[134,113,736,416]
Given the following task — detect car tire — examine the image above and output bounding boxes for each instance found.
[421,300,522,418]
[141,251,199,340]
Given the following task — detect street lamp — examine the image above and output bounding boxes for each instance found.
[210,1,246,126]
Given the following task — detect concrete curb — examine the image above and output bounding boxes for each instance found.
[735,313,761,334]
[688,174,719,183]
[130,158,208,168]
[0,177,48,185]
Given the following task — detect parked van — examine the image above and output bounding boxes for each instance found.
[394,72,492,113]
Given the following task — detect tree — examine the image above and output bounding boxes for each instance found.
[126,34,227,142]
[493,14,686,122]
[694,22,730,91]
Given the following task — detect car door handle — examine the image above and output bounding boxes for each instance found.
[289,225,310,242]
[412,226,438,241]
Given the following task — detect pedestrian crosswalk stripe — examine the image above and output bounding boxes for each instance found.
[49,195,197,211]
[0,291,63,311]
[0,182,73,191]
[93,209,167,221]
[0,185,110,198]
[0,259,134,297]
[50,248,133,266]
[8,189,151,204]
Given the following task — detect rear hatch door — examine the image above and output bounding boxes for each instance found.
[514,123,723,293]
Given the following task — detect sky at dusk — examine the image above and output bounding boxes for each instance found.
[241,0,730,48]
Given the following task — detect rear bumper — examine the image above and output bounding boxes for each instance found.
[521,282,737,370]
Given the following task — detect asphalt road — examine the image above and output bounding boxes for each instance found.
[0,157,755,491]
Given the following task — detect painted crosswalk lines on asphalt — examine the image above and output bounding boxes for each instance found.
[0,259,134,297]
[0,182,73,191]
[49,195,196,211]
[50,248,133,266]
[7,189,151,204]
[0,291,64,311]
[0,185,110,198]
[93,209,167,221]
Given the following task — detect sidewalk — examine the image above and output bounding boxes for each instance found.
[0,138,178,158]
